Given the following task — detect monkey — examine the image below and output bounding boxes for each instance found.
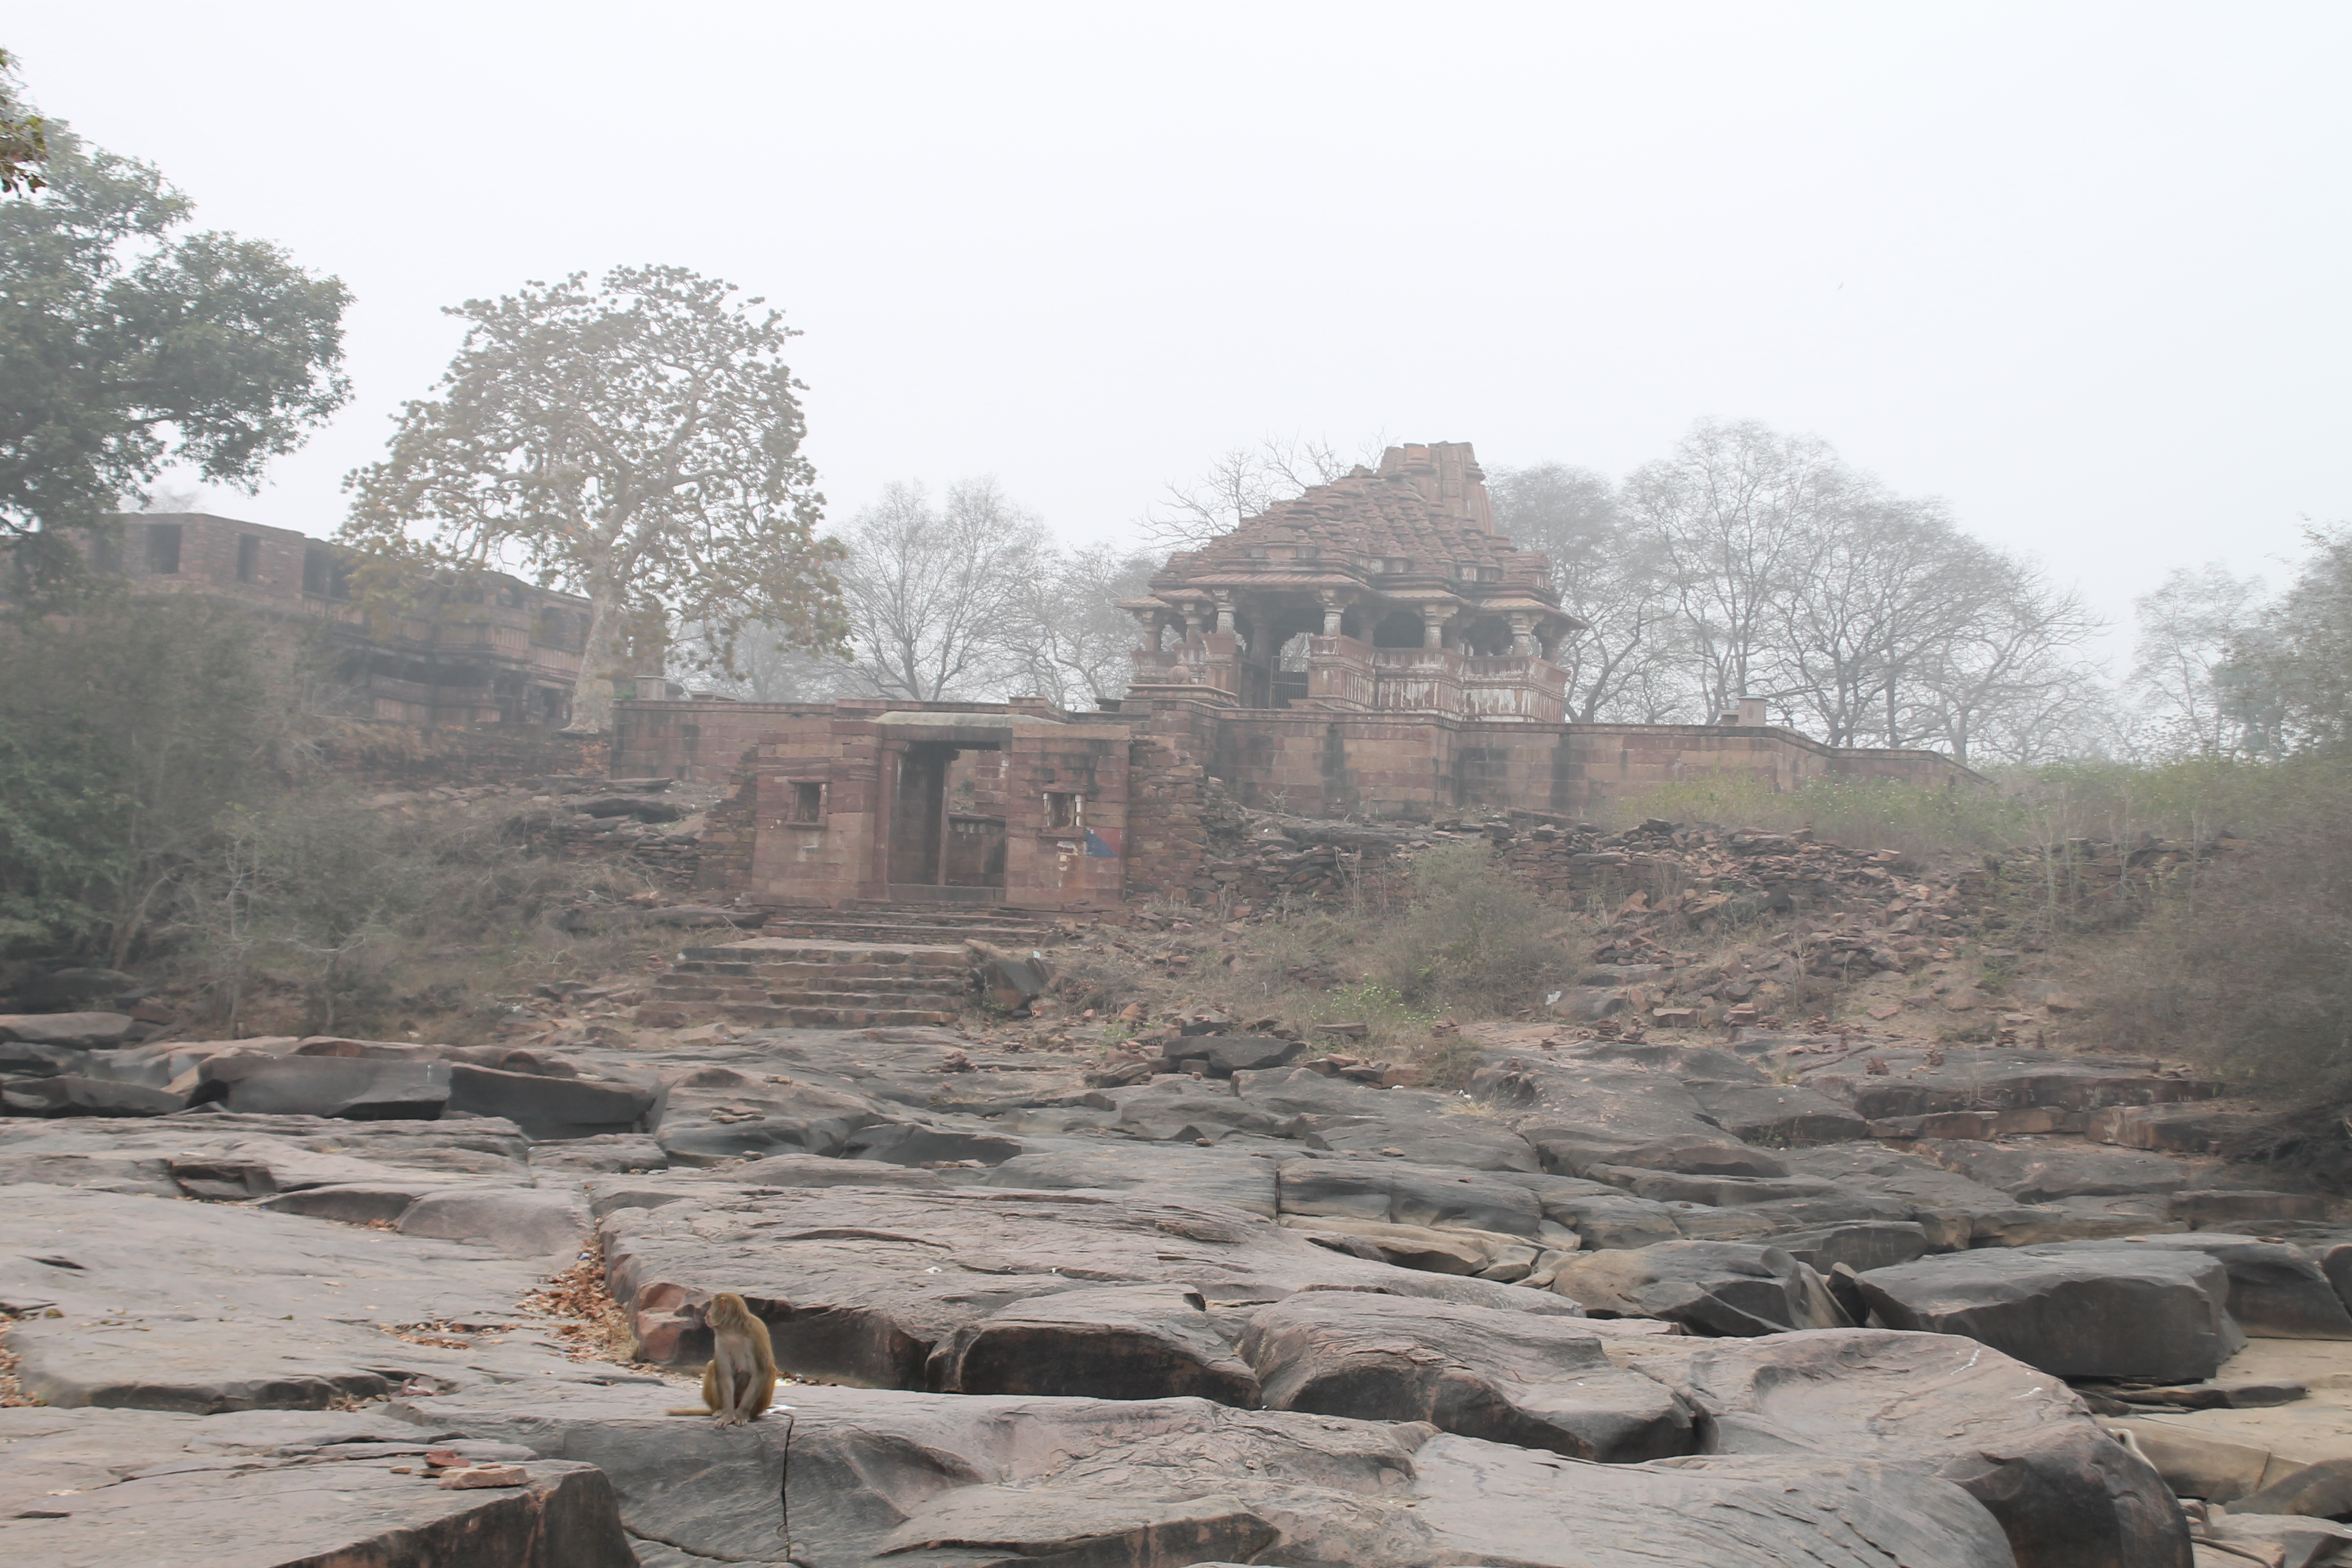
[666,1292,777,1425]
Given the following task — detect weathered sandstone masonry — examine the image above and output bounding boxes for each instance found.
[617,440,1976,910]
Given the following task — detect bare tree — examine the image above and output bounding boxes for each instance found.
[689,617,860,703]
[835,478,1045,701]
[998,543,1160,709]
[2127,562,2272,758]
[1772,498,2006,748]
[1140,432,1380,549]
[1909,559,2106,765]
[1623,420,1851,720]
[1487,462,1690,721]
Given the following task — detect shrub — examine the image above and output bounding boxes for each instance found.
[1371,841,1570,1012]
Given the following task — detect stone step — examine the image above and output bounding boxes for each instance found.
[758,919,1057,946]
[677,939,969,967]
[656,983,967,1009]
[665,959,969,986]
[715,1002,961,1028]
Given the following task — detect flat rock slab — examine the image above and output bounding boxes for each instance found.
[0,1010,145,1047]
[1600,1328,2188,1568]
[0,1406,633,1568]
[415,1382,2017,1568]
[979,1138,1283,1215]
[0,1113,533,1200]
[0,1184,635,1412]
[1275,1154,1547,1237]
[1240,1290,1691,1460]
[1859,1246,2244,1382]
[597,1183,1566,1388]
[1552,1240,1844,1337]
[399,1185,594,1257]
[1917,1139,2205,1202]
[1239,1066,1544,1169]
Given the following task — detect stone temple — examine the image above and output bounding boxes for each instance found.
[612,442,1971,912]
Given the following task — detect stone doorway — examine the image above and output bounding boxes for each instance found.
[886,740,1006,898]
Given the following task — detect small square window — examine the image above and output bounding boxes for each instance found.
[791,782,824,823]
[236,536,260,582]
[1043,792,1081,830]
[145,522,181,574]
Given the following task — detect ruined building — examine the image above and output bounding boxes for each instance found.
[611,443,1973,911]
[76,512,671,727]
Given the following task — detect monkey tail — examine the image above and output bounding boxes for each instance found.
[665,1407,716,1417]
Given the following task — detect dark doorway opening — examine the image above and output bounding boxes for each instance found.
[888,741,1005,894]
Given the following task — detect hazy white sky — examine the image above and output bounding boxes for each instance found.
[13,3,2348,653]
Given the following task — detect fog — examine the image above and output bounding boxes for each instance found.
[10,1,2347,645]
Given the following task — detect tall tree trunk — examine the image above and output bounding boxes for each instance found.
[567,579,629,734]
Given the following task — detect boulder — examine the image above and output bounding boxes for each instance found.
[1682,1079,1870,1145]
[197,1053,453,1119]
[1276,1214,1542,1276]
[526,1133,670,1174]
[1915,1140,2198,1202]
[1857,1247,2242,1382]
[838,1119,1023,1166]
[0,1037,91,1077]
[1535,1190,1685,1250]
[1551,1241,1845,1336]
[2200,1513,2352,1568]
[1239,1290,1691,1461]
[2031,1234,2352,1340]
[1767,1220,1931,1273]
[927,1283,1261,1403]
[2109,1419,2282,1503]
[1,1074,186,1117]
[1609,1170,1844,1207]
[1167,1034,1305,1076]
[1240,1068,1543,1170]
[0,1011,146,1048]
[1276,1155,1543,1237]
[398,1186,593,1257]
[651,1073,889,1164]
[979,1140,1282,1216]
[2175,1188,2329,1227]
[262,1181,449,1225]
[1114,1084,1291,1142]
[1600,1329,2189,1568]
[0,1011,148,1048]
[2233,1456,2352,1519]
[444,1063,654,1139]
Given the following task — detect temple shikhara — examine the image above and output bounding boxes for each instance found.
[611,442,1972,911]
[1124,443,1581,720]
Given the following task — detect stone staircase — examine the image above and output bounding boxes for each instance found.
[754,903,1066,948]
[652,937,971,1028]
[646,904,1069,1030]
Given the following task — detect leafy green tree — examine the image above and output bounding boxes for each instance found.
[0,127,350,583]
[1,48,46,195]
[342,265,847,733]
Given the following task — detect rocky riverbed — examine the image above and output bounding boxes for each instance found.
[6,1003,2351,1566]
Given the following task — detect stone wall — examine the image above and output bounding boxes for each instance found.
[623,693,1975,911]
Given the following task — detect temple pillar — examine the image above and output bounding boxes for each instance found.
[1319,591,1346,636]
[1420,605,1450,649]
[1509,612,1536,656]
[1213,593,1237,635]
